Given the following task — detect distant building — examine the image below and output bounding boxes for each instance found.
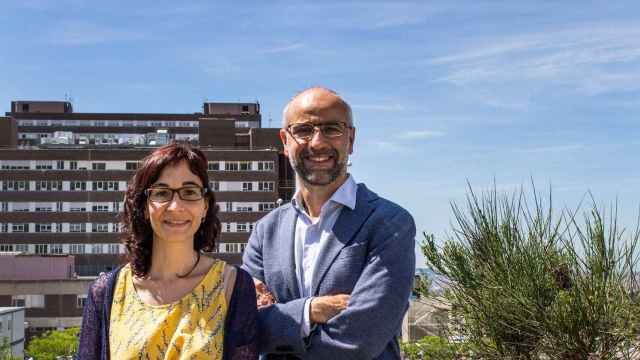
[0,100,295,275]
[0,254,89,339]
[0,307,25,358]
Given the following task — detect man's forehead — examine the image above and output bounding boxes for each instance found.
[287,91,348,121]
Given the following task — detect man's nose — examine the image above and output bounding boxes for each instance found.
[308,128,330,147]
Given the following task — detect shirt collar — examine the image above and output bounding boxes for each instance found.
[291,174,357,214]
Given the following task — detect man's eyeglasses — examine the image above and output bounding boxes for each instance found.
[145,186,208,203]
[286,122,351,142]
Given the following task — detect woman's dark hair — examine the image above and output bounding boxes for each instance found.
[121,141,221,277]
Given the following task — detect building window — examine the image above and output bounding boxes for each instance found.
[70,205,87,212]
[12,295,45,308]
[258,161,275,171]
[0,203,6,212]
[70,181,86,191]
[91,244,103,254]
[35,203,53,212]
[259,202,276,212]
[92,223,109,233]
[77,295,88,309]
[236,206,253,212]
[0,224,7,233]
[209,181,220,191]
[225,162,239,171]
[92,205,110,212]
[242,182,253,192]
[0,244,13,252]
[57,160,65,169]
[35,161,53,170]
[35,244,48,254]
[126,162,140,170]
[239,162,251,171]
[258,181,274,192]
[12,224,26,233]
[3,181,27,191]
[13,203,30,212]
[70,244,85,254]
[208,162,220,171]
[225,203,233,212]
[225,223,231,233]
[92,162,106,170]
[70,223,86,233]
[108,243,120,254]
[15,244,28,252]
[93,181,119,191]
[35,224,52,232]
[50,244,63,254]
[69,161,78,170]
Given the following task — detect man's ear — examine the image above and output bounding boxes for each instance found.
[279,128,289,157]
[348,127,356,155]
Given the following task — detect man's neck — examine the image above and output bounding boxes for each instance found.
[297,174,348,218]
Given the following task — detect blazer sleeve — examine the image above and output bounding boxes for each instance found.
[304,208,416,360]
[241,216,309,355]
[223,267,259,360]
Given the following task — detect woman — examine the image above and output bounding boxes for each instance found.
[77,142,257,359]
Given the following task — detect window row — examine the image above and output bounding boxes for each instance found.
[18,119,200,128]
[1,160,275,172]
[0,222,256,233]
[215,242,247,254]
[0,201,275,213]
[0,223,118,233]
[0,243,122,255]
[1,180,125,191]
[18,132,199,147]
[207,161,275,172]
[209,181,275,192]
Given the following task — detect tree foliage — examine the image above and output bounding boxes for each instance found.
[422,186,640,359]
[25,327,79,360]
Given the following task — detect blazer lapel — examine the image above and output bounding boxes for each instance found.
[275,205,301,300]
[311,184,376,295]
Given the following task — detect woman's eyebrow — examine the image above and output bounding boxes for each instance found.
[182,181,201,187]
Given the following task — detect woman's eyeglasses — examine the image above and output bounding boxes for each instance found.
[145,186,208,203]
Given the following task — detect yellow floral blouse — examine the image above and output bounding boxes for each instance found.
[109,261,227,359]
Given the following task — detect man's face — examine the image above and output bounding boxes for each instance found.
[280,92,355,187]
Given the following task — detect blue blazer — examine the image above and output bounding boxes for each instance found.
[242,183,416,359]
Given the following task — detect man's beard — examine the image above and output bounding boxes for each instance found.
[290,148,347,186]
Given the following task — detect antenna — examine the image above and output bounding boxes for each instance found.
[268,112,273,128]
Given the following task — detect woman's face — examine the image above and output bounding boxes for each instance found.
[145,160,208,246]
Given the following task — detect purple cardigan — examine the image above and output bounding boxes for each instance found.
[76,264,258,360]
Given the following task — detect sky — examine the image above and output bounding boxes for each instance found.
[1,1,639,267]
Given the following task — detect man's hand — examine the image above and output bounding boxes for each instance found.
[254,278,276,309]
[310,294,350,324]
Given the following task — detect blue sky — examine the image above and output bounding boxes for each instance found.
[2,1,639,266]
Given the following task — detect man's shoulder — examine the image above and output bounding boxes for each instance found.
[257,202,293,225]
[358,183,412,220]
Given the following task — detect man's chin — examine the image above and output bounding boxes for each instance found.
[299,170,341,187]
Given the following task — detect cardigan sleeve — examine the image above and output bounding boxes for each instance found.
[223,266,258,360]
[77,273,109,360]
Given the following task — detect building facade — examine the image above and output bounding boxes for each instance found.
[0,100,294,275]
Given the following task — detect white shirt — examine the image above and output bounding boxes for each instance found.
[290,175,358,336]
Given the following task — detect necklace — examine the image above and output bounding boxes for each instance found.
[176,252,201,278]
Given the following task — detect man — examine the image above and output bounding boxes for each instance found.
[242,87,416,359]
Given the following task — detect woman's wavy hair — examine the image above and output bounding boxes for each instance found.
[121,141,221,277]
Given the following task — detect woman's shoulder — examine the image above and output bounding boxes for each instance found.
[87,265,125,304]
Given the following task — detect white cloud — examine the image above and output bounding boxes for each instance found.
[431,23,640,95]
[49,21,145,46]
[397,130,445,139]
[259,42,305,55]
